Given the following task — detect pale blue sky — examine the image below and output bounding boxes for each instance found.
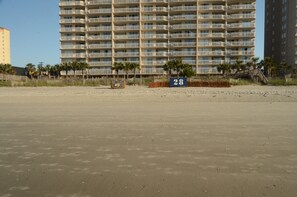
[0,0,264,67]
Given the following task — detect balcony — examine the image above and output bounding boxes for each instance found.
[142,7,168,12]
[61,36,85,41]
[88,0,112,5]
[226,41,254,47]
[88,35,112,40]
[114,0,139,4]
[88,44,112,49]
[226,51,254,56]
[142,0,167,3]
[171,15,196,20]
[142,43,168,47]
[88,26,112,31]
[227,14,255,20]
[59,1,85,6]
[114,52,139,57]
[142,52,168,56]
[114,43,140,48]
[89,53,112,57]
[61,45,85,49]
[170,51,196,56]
[199,33,224,38]
[60,27,85,32]
[171,24,196,29]
[197,51,224,56]
[170,33,196,38]
[60,19,85,24]
[143,25,168,30]
[198,5,225,11]
[142,16,168,21]
[88,9,112,14]
[198,15,225,20]
[171,42,196,47]
[171,6,197,11]
[198,60,224,66]
[229,4,256,10]
[61,53,86,58]
[60,10,85,15]
[198,42,225,47]
[142,34,168,39]
[88,18,112,23]
[197,24,225,29]
[114,8,139,13]
[114,35,139,39]
[227,23,255,28]
[227,32,255,38]
[114,26,139,31]
[114,17,140,22]
[89,62,112,67]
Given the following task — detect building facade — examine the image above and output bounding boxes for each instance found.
[0,27,11,64]
[265,0,296,67]
[60,0,256,76]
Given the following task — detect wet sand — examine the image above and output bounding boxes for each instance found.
[0,86,297,197]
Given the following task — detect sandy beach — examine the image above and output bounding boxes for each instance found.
[0,85,297,197]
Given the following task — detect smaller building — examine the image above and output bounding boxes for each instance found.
[0,27,11,64]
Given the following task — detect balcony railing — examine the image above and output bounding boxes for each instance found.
[88,9,112,14]
[61,54,86,58]
[61,45,85,49]
[114,35,139,39]
[60,10,85,15]
[88,0,112,5]
[89,53,112,57]
[88,35,112,40]
[61,36,85,41]
[88,44,112,49]
[88,18,112,23]
[88,26,112,31]
[60,27,85,32]
[114,26,139,30]
[59,1,85,6]
[60,19,85,24]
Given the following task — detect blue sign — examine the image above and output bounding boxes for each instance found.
[169,77,188,87]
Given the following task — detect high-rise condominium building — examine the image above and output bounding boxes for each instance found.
[0,27,11,64]
[60,0,256,76]
[265,0,296,67]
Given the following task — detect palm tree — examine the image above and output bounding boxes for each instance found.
[52,64,61,78]
[216,63,231,76]
[163,59,177,79]
[123,62,132,79]
[44,64,52,79]
[71,61,80,78]
[60,62,71,78]
[129,62,140,85]
[0,64,15,74]
[250,57,260,69]
[78,62,89,79]
[232,59,244,73]
[37,64,45,79]
[25,63,36,79]
[112,62,124,78]
[263,57,275,77]
[180,64,195,78]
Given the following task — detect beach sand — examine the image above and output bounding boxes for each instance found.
[0,85,297,197]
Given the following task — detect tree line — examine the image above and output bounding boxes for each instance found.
[216,57,296,78]
[25,62,89,79]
